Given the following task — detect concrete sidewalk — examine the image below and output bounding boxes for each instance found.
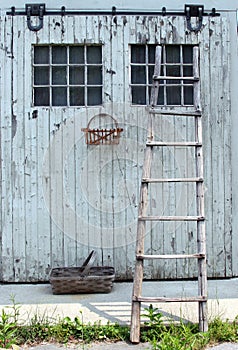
[1,279,238,349]
[0,279,238,325]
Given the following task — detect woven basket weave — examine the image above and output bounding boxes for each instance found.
[49,251,115,294]
[50,266,115,294]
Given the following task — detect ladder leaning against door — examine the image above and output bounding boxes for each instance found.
[130,45,208,343]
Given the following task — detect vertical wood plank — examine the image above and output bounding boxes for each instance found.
[11,16,27,281]
[209,17,226,277]
[111,16,127,277]
[221,15,232,277]
[1,14,14,280]
[62,108,76,267]
[0,15,2,281]
[100,16,114,268]
[230,12,238,277]
[27,27,42,281]
[200,15,212,279]
[35,18,52,280]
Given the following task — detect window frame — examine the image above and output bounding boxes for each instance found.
[130,44,195,108]
[32,44,103,108]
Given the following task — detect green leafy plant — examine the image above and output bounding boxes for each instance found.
[0,295,22,348]
[154,321,209,350]
[141,304,166,342]
[208,316,238,343]
[1,297,238,349]
[0,308,18,348]
[58,315,129,344]
[142,304,165,328]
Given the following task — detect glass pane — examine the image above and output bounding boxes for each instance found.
[148,46,155,63]
[166,65,180,84]
[167,86,181,105]
[184,86,193,105]
[69,67,84,84]
[166,65,180,76]
[166,45,180,63]
[183,46,193,64]
[131,66,146,84]
[34,46,49,64]
[70,87,85,106]
[52,46,67,64]
[132,86,146,104]
[34,87,49,106]
[52,87,67,106]
[69,46,84,64]
[131,45,145,63]
[183,66,193,77]
[87,87,102,105]
[87,46,102,64]
[87,66,102,85]
[34,67,49,85]
[52,67,67,85]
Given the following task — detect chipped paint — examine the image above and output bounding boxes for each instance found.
[0,13,235,282]
[11,115,17,139]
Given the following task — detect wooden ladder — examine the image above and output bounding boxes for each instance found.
[130,45,208,343]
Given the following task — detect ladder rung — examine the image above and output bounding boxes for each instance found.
[142,177,203,183]
[136,253,205,260]
[146,141,202,147]
[138,216,205,221]
[133,296,207,303]
[153,75,199,82]
[149,109,202,116]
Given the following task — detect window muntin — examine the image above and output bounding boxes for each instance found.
[130,44,194,106]
[33,45,103,107]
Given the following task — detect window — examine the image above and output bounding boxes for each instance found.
[33,45,103,107]
[130,44,194,106]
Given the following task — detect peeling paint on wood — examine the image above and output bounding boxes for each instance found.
[0,13,235,281]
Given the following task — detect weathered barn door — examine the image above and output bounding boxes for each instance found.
[0,12,233,281]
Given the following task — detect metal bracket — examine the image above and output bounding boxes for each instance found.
[6,4,220,19]
[25,3,45,31]
[185,4,204,32]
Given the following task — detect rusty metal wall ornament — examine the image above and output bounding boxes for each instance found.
[81,113,123,145]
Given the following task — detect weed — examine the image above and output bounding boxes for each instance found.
[142,304,165,329]
[209,317,238,343]
[57,316,129,344]
[141,305,210,350]
[0,308,18,348]
[141,304,166,342]
[1,299,238,349]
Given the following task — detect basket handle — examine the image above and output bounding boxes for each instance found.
[80,250,96,276]
[86,113,119,130]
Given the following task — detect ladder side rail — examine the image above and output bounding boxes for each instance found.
[130,45,162,344]
[130,146,153,343]
[194,46,208,332]
[150,46,162,108]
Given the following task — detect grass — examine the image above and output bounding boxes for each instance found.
[1,299,238,349]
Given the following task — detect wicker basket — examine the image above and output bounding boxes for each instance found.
[81,113,123,145]
[49,251,115,294]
